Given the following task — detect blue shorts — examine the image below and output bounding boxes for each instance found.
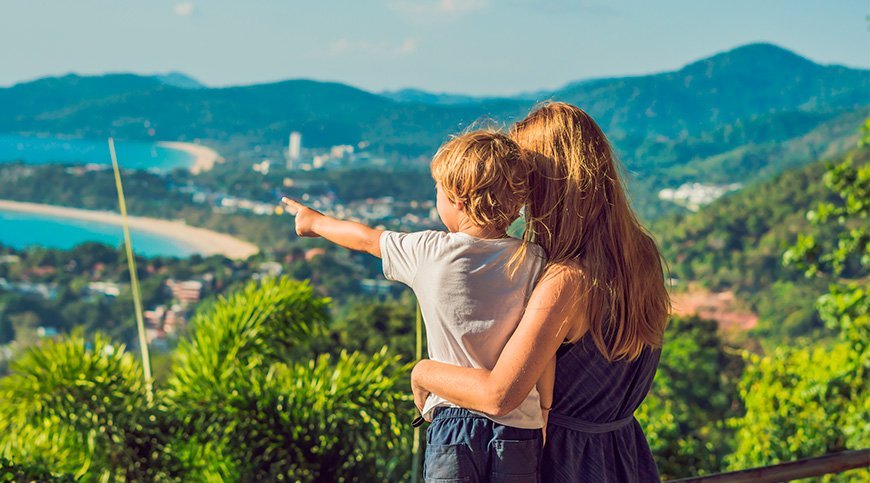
[424,407,542,482]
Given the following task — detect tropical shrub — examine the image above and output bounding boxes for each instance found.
[637,315,741,479]
[0,277,416,481]
[727,121,868,479]
[0,331,183,480]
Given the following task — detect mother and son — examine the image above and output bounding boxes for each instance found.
[282,102,670,482]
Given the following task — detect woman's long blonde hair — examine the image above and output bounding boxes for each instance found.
[511,102,670,361]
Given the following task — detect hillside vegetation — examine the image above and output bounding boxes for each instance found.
[655,124,869,341]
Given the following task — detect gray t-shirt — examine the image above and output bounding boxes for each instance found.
[380,230,546,429]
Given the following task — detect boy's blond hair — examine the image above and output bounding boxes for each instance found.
[430,130,531,232]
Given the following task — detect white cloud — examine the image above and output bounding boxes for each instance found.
[173,2,195,17]
[319,38,419,58]
[388,0,488,19]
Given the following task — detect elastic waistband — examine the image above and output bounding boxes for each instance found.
[431,407,484,421]
[548,412,635,434]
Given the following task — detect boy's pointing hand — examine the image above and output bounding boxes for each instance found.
[281,196,323,238]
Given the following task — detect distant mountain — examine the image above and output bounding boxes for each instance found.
[0,43,866,218]
[154,72,204,89]
[0,75,514,154]
[548,43,868,142]
[380,88,489,105]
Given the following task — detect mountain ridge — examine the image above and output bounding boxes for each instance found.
[1,42,866,218]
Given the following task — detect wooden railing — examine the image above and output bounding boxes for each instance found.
[667,449,870,483]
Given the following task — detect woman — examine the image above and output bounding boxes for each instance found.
[411,102,670,481]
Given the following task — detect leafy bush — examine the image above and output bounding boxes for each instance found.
[0,331,182,480]
[727,121,868,479]
[0,457,75,482]
[0,277,416,481]
[637,316,742,479]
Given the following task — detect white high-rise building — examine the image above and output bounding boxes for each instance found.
[287,131,302,169]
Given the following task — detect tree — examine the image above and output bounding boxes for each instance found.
[637,316,742,479]
[727,120,868,477]
[328,293,419,361]
[166,276,414,481]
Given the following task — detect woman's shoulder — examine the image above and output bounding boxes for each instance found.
[541,259,585,283]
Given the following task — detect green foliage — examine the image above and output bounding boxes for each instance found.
[167,277,329,398]
[783,150,869,281]
[165,277,414,480]
[637,316,741,479]
[727,121,869,478]
[727,344,863,470]
[0,330,183,481]
[0,243,229,349]
[655,155,845,341]
[328,294,419,361]
[188,350,411,481]
[0,277,416,481]
[0,457,75,482]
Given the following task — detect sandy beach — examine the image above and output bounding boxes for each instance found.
[0,200,259,260]
[158,141,222,174]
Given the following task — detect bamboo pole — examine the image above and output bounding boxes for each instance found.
[108,138,154,404]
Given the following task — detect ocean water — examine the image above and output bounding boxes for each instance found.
[0,134,195,171]
[0,209,197,258]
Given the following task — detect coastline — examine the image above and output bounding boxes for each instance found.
[158,141,222,174]
[0,200,259,260]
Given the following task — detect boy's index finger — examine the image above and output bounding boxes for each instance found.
[280,196,304,215]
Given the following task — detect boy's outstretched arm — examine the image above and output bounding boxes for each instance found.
[282,197,383,258]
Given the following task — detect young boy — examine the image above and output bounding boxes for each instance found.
[282,130,550,481]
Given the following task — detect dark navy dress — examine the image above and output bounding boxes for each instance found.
[542,335,661,482]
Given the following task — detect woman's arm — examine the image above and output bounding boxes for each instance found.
[411,266,584,417]
[538,355,556,443]
[282,197,383,257]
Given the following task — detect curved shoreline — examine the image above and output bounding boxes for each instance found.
[0,200,259,260]
[158,141,222,174]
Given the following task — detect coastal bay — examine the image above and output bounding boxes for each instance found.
[0,199,258,259]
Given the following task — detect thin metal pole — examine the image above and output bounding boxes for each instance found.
[410,301,423,483]
[108,138,153,404]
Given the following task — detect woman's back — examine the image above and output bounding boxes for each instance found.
[543,335,661,482]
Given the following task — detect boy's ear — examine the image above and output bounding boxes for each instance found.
[455,199,466,210]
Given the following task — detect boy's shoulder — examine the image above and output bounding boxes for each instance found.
[380,229,453,257]
[382,229,450,244]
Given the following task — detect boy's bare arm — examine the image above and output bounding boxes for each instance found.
[282,197,384,258]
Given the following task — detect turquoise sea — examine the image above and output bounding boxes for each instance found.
[0,210,197,258]
[0,134,195,171]
[0,134,199,256]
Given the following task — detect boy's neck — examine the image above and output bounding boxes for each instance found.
[455,219,508,240]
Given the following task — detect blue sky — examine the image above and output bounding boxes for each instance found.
[1,0,867,95]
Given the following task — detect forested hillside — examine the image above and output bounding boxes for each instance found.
[655,128,869,341]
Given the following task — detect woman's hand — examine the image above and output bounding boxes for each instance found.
[281,197,323,237]
[411,361,431,419]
